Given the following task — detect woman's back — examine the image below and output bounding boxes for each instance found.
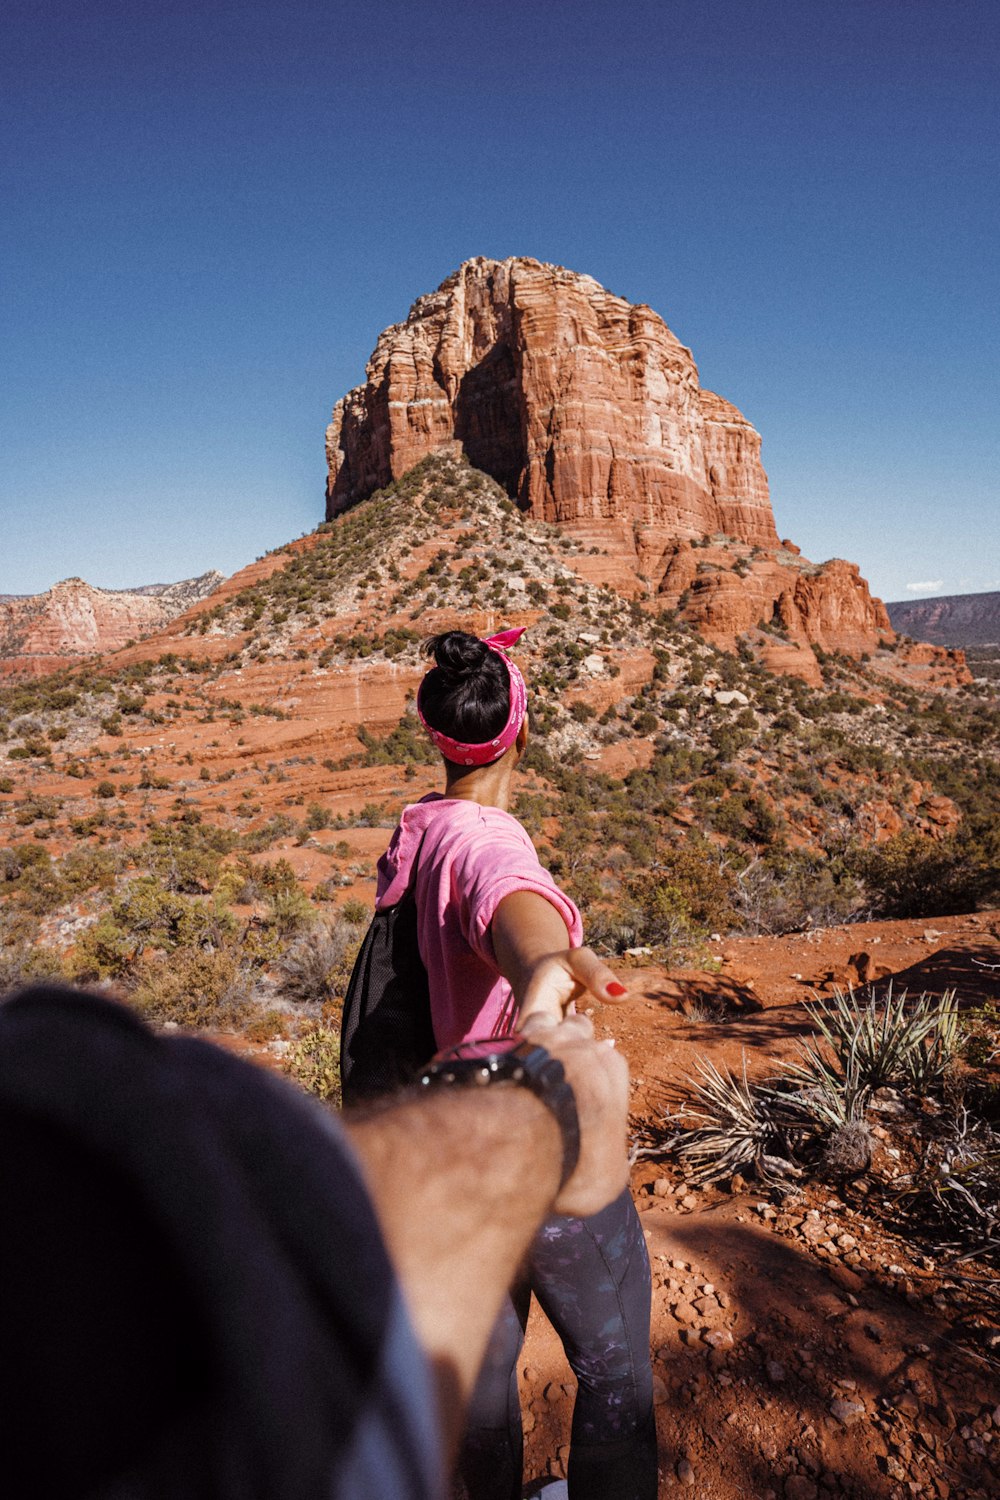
[376,794,582,1051]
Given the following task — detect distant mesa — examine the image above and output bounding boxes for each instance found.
[0,571,224,676]
[886,591,1000,649]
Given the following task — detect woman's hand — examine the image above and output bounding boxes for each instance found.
[517,945,627,1028]
[492,891,628,1027]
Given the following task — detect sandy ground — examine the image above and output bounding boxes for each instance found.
[514,911,1000,1498]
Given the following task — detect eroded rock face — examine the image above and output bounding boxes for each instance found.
[325,257,970,670]
[0,573,224,675]
[326,257,778,547]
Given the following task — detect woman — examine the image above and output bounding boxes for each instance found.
[375,627,657,1500]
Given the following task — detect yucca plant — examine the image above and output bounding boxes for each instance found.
[804,983,959,1096]
[671,1056,802,1185]
[898,992,961,1094]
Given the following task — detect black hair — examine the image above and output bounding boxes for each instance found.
[420,631,510,747]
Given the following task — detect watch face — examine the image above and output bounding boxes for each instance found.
[444,1036,524,1063]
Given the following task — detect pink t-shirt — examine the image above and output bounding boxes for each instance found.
[375,794,583,1050]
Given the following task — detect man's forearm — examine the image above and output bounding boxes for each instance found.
[343,1086,562,1454]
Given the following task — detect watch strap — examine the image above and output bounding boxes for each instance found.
[418,1038,581,1190]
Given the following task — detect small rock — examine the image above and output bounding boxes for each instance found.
[767,1360,787,1384]
[784,1478,818,1500]
[652,1374,670,1405]
[653,1177,673,1197]
[829,1397,865,1425]
[672,1300,697,1325]
[704,1329,734,1349]
[680,1193,698,1211]
[676,1458,695,1486]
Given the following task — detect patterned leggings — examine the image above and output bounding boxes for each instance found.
[458,1188,657,1500]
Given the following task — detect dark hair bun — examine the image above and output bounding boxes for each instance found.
[419,630,512,750]
[426,631,490,681]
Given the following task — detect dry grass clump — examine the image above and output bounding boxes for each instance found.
[276,911,362,1005]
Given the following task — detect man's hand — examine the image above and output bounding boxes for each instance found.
[519,1011,629,1217]
[342,1015,631,1450]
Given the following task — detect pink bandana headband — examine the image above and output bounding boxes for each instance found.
[418,627,528,767]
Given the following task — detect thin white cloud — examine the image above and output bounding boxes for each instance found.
[905,580,944,593]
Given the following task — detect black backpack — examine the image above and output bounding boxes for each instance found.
[339,837,437,1105]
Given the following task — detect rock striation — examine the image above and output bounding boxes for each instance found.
[327,257,778,547]
[0,573,224,676]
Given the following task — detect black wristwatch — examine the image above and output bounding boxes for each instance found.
[417,1035,581,1190]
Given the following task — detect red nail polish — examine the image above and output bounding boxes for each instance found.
[606,981,626,997]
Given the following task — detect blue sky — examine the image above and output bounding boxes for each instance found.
[2,0,997,602]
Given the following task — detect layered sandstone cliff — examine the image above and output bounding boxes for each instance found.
[324,259,966,671]
[0,572,224,676]
[327,257,778,547]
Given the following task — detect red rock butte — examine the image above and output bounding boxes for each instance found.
[326,256,777,547]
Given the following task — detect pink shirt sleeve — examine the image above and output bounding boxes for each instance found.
[446,812,583,971]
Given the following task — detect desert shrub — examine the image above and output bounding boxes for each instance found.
[730,849,865,935]
[304,801,332,831]
[276,913,362,1004]
[129,948,253,1029]
[240,814,297,852]
[341,898,368,925]
[70,915,139,981]
[668,1058,802,1186]
[59,844,128,900]
[264,884,317,938]
[284,1025,341,1104]
[357,717,436,767]
[958,1002,1000,1070]
[245,1007,288,1044]
[141,823,238,892]
[0,941,65,997]
[852,818,1000,917]
[893,1109,1000,1263]
[799,985,960,1097]
[655,841,735,929]
[612,878,702,956]
[213,858,262,905]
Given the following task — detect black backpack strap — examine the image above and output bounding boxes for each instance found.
[339,825,436,1103]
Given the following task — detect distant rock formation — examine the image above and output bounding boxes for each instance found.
[324,258,919,666]
[327,256,778,547]
[0,572,224,676]
[886,591,1000,648]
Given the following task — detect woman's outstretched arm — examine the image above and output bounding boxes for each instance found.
[491,889,627,1027]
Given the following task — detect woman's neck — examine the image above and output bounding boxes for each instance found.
[442,760,513,811]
